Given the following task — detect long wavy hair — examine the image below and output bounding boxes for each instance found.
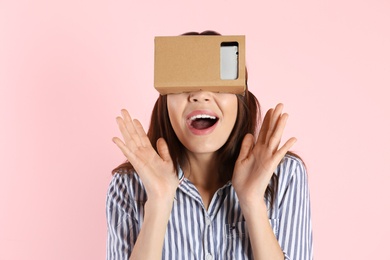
[112,30,299,204]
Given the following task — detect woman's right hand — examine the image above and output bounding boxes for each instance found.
[112,109,179,203]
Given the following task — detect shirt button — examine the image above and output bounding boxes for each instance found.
[205,218,211,226]
[206,253,213,260]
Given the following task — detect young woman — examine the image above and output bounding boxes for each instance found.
[106,31,313,260]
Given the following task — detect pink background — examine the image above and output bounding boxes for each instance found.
[1,0,389,259]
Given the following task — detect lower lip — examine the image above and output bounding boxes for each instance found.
[187,121,219,135]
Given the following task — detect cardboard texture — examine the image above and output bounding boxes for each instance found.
[154,35,246,95]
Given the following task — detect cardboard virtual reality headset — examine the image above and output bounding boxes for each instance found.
[154,35,246,95]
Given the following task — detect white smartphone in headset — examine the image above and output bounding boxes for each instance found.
[220,42,239,80]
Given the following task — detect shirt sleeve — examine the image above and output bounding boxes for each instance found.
[106,173,138,260]
[276,156,313,260]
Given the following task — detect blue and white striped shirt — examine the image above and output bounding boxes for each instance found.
[106,154,313,259]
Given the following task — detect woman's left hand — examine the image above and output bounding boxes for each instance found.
[232,103,297,206]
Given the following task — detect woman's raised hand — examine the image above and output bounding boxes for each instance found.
[112,109,179,202]
[232,103,297,206]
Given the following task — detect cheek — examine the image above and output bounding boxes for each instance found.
[221,96,238,125]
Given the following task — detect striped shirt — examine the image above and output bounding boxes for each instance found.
[106,154,313,260]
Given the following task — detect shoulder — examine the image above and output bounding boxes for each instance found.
[275,154,308,189]
[107,168,146,203]
[106,169,145,235]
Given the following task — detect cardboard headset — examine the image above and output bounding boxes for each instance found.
[154,35,246,95]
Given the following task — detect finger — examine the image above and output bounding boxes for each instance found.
[121,109,142,147]
[156,138,172,163]
[258,108,273,144]
[133,119,151,148]
[265,103,284,143]
[112,136,137,162]
[237,134,255,162]
[268,113,289,149]
[273,137,297,164]
[116,116,138,150]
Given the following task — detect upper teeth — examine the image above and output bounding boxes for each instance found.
[190,114,217,121]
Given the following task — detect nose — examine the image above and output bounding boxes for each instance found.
[188,91,212,102]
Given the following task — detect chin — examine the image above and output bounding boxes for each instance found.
[184,141,226,155]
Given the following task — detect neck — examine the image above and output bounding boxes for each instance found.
[183,152,225,210]
[183,152,222,190]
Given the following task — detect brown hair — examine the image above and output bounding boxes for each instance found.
[112,30,300,203]
[112,84,260,182]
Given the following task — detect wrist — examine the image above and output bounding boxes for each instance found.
[145,196,175,215]
[239,197,268,216]
[235,186,267,209]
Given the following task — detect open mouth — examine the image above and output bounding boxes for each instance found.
[189,114,219,130]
